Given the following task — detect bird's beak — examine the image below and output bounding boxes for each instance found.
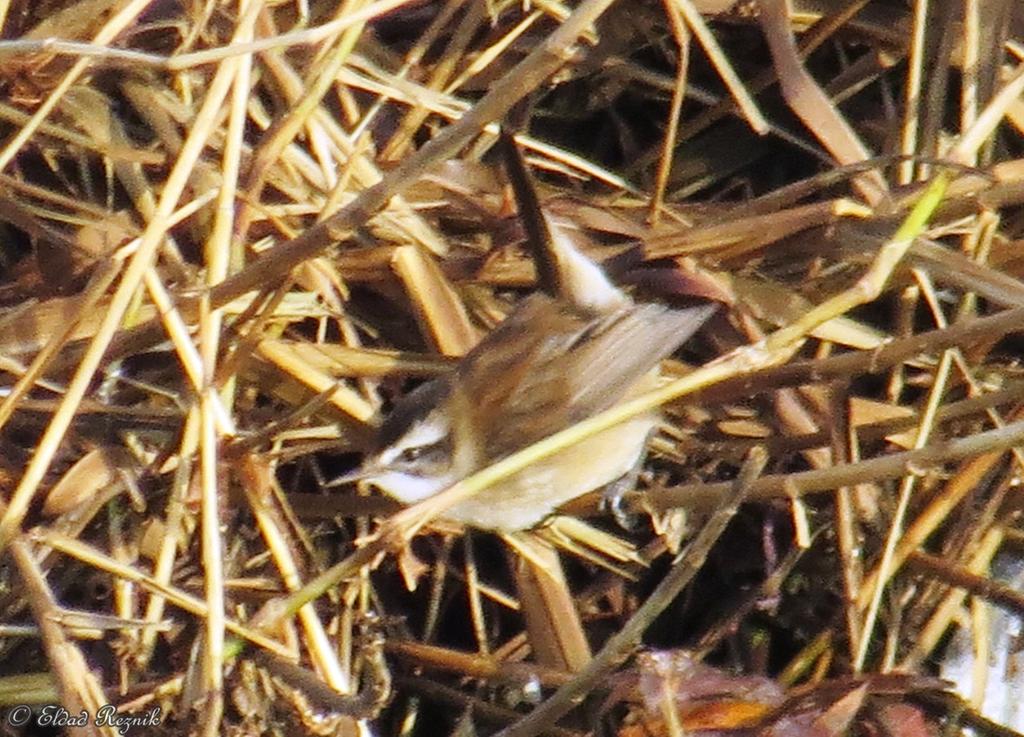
[325,460,380,488]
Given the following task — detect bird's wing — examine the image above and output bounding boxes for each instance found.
[456,295,714,460]
[569,302,715,416]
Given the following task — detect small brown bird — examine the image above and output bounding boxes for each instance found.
[334,133,714,532]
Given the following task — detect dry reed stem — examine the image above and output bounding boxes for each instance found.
[10,540,116,737]
[649,0,689,225]
[34,529,295,657]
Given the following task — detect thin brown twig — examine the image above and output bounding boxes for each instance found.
[644,415,1024,510]
[756,0,888,204]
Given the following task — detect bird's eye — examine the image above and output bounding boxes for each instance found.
[398,446,425,463]
[395,439,448,467]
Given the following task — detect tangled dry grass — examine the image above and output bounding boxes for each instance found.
[1,1,1024,736]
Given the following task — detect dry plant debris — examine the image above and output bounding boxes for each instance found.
[0,1,1023,736]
